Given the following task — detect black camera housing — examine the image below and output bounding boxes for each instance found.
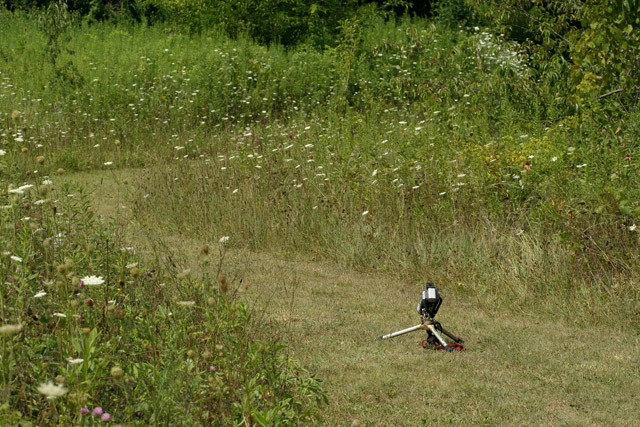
[417,282,442,319]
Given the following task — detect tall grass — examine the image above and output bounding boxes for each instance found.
[0,10,329,425]
[132,116,639,328]
[1,9,639,328]
[0,160,326,425]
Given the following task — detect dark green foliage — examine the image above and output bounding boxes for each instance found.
[572,0,640,99]
[3,0,362,46]
[433,0,476,27]
[465,0,640,109]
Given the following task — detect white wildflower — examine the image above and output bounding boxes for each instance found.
[81,275,105,286]
[33,290,47,298]
[9,184,33,194]
[10,255,22,263]
[176,301,196,307]
[219,236,230,244]
[37,381,68,399]
[67,358,84,365]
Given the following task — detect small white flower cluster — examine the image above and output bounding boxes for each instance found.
[81,275,105,286]
[474,32,527,76]
[37,381,68,399]
[34,290,47,298]
[8,184,34,195]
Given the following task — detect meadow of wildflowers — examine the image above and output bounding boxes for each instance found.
[1,6,638,315]
[1,5,639,423]
[0,10,328,417]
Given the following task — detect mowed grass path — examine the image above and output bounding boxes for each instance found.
[64,170,640,426]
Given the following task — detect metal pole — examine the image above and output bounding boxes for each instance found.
[439,325,463,343]
[425,323,449,348]
[376,324,424,341]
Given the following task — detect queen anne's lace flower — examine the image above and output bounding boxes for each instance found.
[37,381,68,399]
[8,184,33,194]
[81,275,105,286]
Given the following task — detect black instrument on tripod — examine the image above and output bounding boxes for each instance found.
[377,283,465,352]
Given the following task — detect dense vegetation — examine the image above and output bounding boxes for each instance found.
[1,0,639,424]
[0,185,325,424]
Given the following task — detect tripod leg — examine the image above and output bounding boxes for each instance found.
[438,325,464,343]
[376,324,425,341]
[425,323,449,348]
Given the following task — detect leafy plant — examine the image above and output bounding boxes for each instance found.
[36,0,83,86]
